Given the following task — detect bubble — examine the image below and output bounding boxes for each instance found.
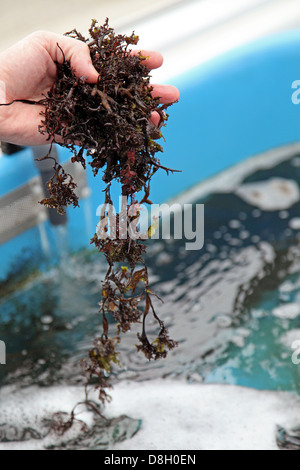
[279,281,294,293]
[213,231,222,239]
[272,303,300,320]
[280,329,300,348]
[236,178,300,210]
[214,315,232,328]
[251,235,260,243]
[228,220,241,229]
[239,230,250,240]
[279,211,289,219]
[252,209,261,218]
[206,243,217,253]
[238,212,247,221]
[40,316,53,325]
[230,335,246,348]
[156,252,172,266]
[289,218,300,230]
[228,238,241,246]
[223,233,232,241]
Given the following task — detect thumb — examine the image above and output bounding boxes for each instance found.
[67,44,99,83]
[42,32,99,83]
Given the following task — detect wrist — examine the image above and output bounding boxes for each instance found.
[0,79,7,106]
[0,51,10,103]
[0,73,7,142]
[0,48,19,104]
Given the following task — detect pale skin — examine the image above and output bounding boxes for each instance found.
[0,31,180,146]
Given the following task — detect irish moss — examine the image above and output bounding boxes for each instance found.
[2,19,179,426]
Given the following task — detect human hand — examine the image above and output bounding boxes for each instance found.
[0,31,179,146]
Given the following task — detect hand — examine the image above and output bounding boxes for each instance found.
[0,31,179,146]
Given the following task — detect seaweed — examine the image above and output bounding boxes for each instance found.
[2,19,179,428]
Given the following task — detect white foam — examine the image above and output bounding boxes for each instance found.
[280,329,300,349]
[279,281,295,293]
[236,178,300,211]
[289,218,300,230]
[106,380,300,450]
[165,143,300,207]
[272,303,300,320]
[1,380,300,450]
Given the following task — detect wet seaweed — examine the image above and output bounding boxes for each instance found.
[38,19,178,412]
[1,18,179,430]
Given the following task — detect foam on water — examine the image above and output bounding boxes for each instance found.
[235,178,300,211]
[107,380,300,451]
[1,380,300,450]
[2,148,300,448]
[273,303,300,320]
[0,384,141,450]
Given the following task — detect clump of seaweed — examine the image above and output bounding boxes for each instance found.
[2,19,179,427]
[37,19,179,408]
[39,157,79,215]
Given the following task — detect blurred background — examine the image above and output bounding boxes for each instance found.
[1,0,300,82]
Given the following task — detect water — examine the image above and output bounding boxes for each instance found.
[1,151,300,448]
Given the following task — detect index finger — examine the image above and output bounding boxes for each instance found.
[132,50,164,70]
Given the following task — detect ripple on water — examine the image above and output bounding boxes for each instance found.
[2,152,300,447]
